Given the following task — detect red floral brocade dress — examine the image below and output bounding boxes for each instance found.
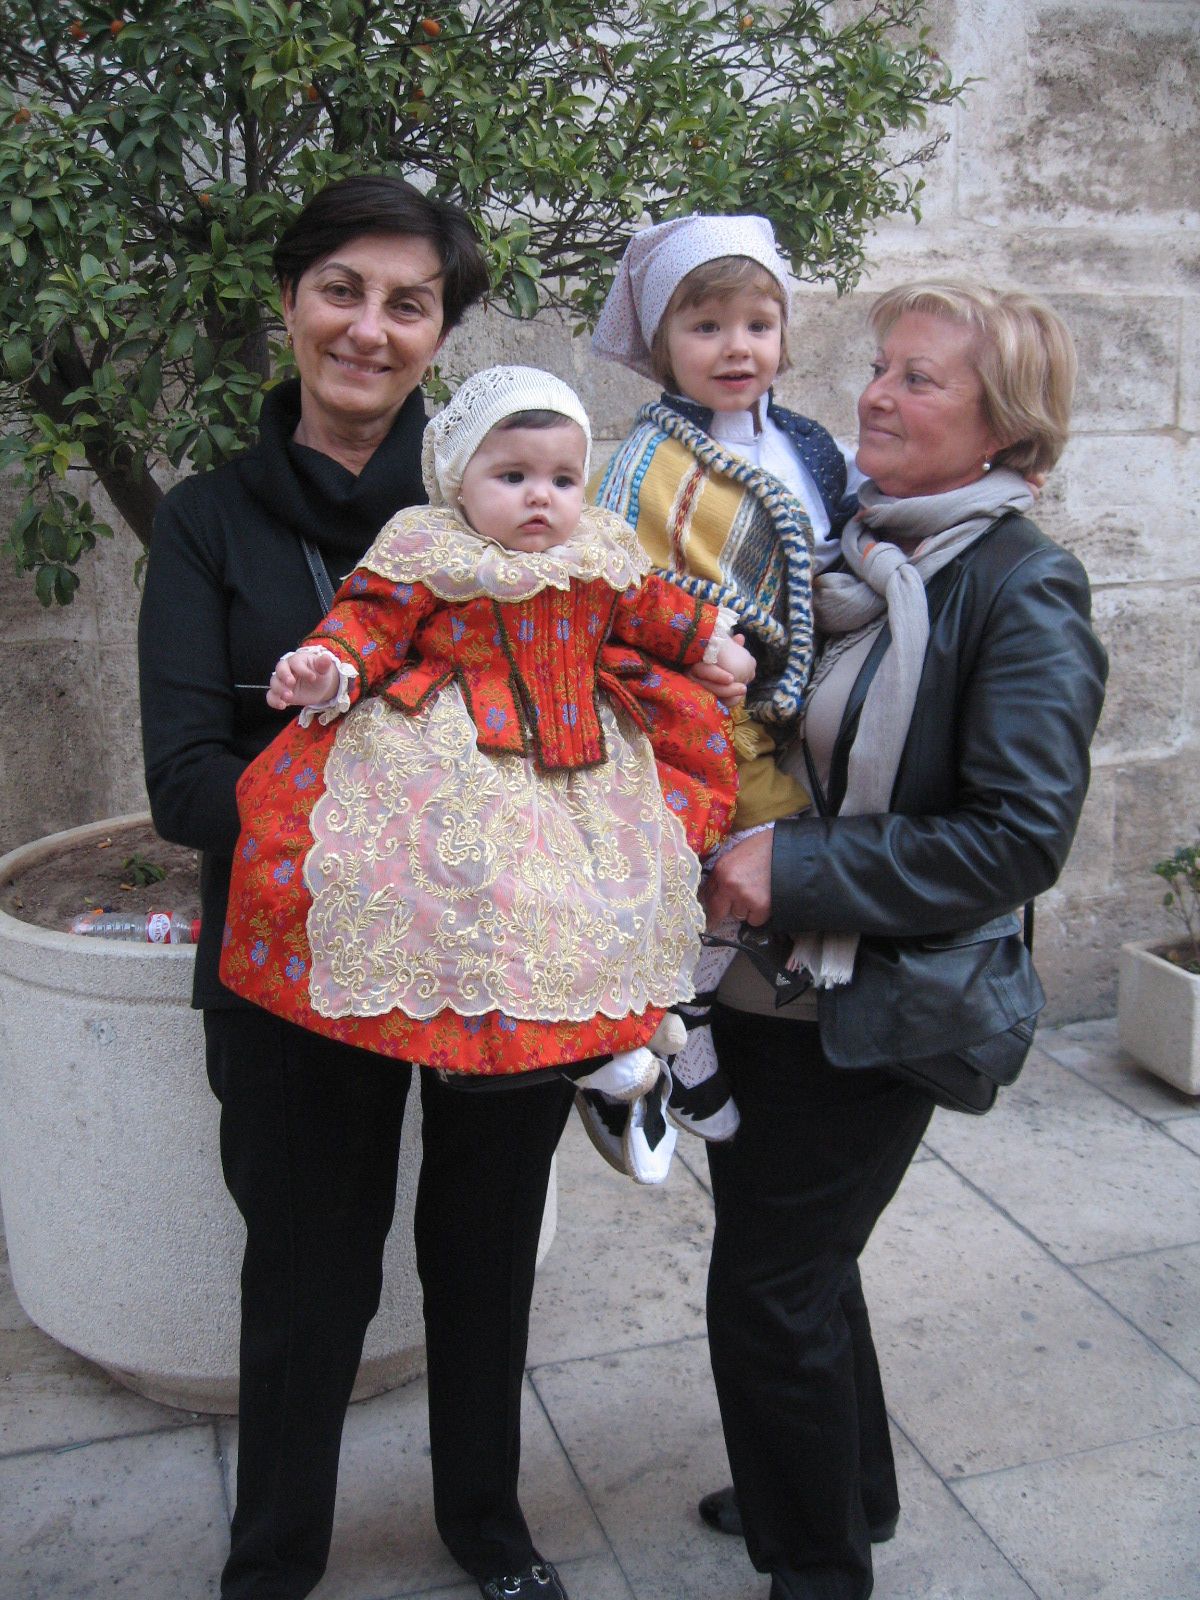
[220,504,738,1075]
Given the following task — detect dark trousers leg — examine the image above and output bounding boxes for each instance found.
[206,1009,411,1600]
[415,1067,575,1580]
[844,1273,899,1535]
[706,1011,933,1600]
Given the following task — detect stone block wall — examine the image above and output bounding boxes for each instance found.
[2,0,1196,1018]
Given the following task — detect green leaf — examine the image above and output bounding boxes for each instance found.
[2,334,32,380]
[164,324,195,361]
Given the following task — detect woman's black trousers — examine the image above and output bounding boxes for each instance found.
[205,1008,573,1599]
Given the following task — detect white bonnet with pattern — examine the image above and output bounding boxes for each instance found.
[422,365,592,507]
[591,214,793,381]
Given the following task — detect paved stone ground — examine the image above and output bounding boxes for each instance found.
[2,1018,1198,1600]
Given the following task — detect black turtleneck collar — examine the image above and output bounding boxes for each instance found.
[239,378,429,567]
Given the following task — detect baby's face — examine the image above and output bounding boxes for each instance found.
[458,422,587,554]
[663,284,783,414]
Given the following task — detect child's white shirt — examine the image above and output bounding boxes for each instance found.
[703,400,864,570]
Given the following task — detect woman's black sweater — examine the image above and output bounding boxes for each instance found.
[137,379,428,1007]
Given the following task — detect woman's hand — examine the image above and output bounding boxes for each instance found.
[702,827,774,928]
[690,632,754,706]
[267,647,341,710]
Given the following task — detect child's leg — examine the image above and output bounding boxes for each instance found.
[570,1008,686,1103]
[572,1045,659,1103]
[665,816,791,1141]
[666,921,741,1141]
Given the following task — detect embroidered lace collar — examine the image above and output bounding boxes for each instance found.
[359,503,650,603]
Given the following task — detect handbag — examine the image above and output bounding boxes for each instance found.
[817,909,1044,1114]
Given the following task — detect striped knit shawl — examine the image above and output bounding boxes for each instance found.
[593,401,814,727]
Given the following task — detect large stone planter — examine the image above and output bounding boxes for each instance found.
[1117,940,1200,1096]
[0,814,556,1413]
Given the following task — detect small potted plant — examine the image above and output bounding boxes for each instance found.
[1118,837,1200,1094]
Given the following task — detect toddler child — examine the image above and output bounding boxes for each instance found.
[591,214,861,1144]
[220,366,753,1183]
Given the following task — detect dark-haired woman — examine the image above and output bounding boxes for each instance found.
[139,177,571,1600]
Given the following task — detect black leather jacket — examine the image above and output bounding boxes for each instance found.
[772,514,1108,941]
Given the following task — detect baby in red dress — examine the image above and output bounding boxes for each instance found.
[221,366,752,1181]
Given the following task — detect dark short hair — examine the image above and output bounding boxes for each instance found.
[272,175,490,333]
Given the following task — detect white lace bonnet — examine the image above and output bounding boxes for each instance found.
[591,214,793,381]
[422,365,593,507]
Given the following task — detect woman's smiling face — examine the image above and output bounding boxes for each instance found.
[856,311,1003,498]
[282,232,446,441]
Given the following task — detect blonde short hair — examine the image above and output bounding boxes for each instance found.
[869,281,1077,477]
[649,257,792,390]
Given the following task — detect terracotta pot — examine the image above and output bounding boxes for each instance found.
[0,813,557,1411]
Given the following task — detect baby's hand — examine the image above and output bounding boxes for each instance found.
[716,634,755,686]
[267,647,341,710]
[689,632,755,706]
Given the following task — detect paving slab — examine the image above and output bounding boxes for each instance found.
[952,1426,1200,1600]
[871,1431,1035,1600]
[1078,1241,1200,1382]
[1040,1018,1200,1122]
[1165,1114,1200,1158]
[862,1158,1200,1479]
[922,1049,1200,1264]
[528,1119,712,1367]
[0,1234,198,1457]
[530,1335,761,1600]
[0,1424,227,1599]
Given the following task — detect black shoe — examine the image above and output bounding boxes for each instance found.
[699,1486,899,1544]
[478,1559,568,1599]
[698,1485,743,1536]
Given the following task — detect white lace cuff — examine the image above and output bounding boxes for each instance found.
[289,649,359,727]
[702,605,740,663]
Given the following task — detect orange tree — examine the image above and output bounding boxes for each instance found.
[0,0,959,603]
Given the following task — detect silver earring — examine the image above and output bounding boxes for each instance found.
[982,458,992,472]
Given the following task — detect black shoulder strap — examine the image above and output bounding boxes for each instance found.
[300,536,335,613]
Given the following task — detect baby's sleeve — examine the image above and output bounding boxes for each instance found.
[609,573,723,669]
[300,569,438,701]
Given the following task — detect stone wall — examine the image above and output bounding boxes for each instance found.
[2,0,1196,1018]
